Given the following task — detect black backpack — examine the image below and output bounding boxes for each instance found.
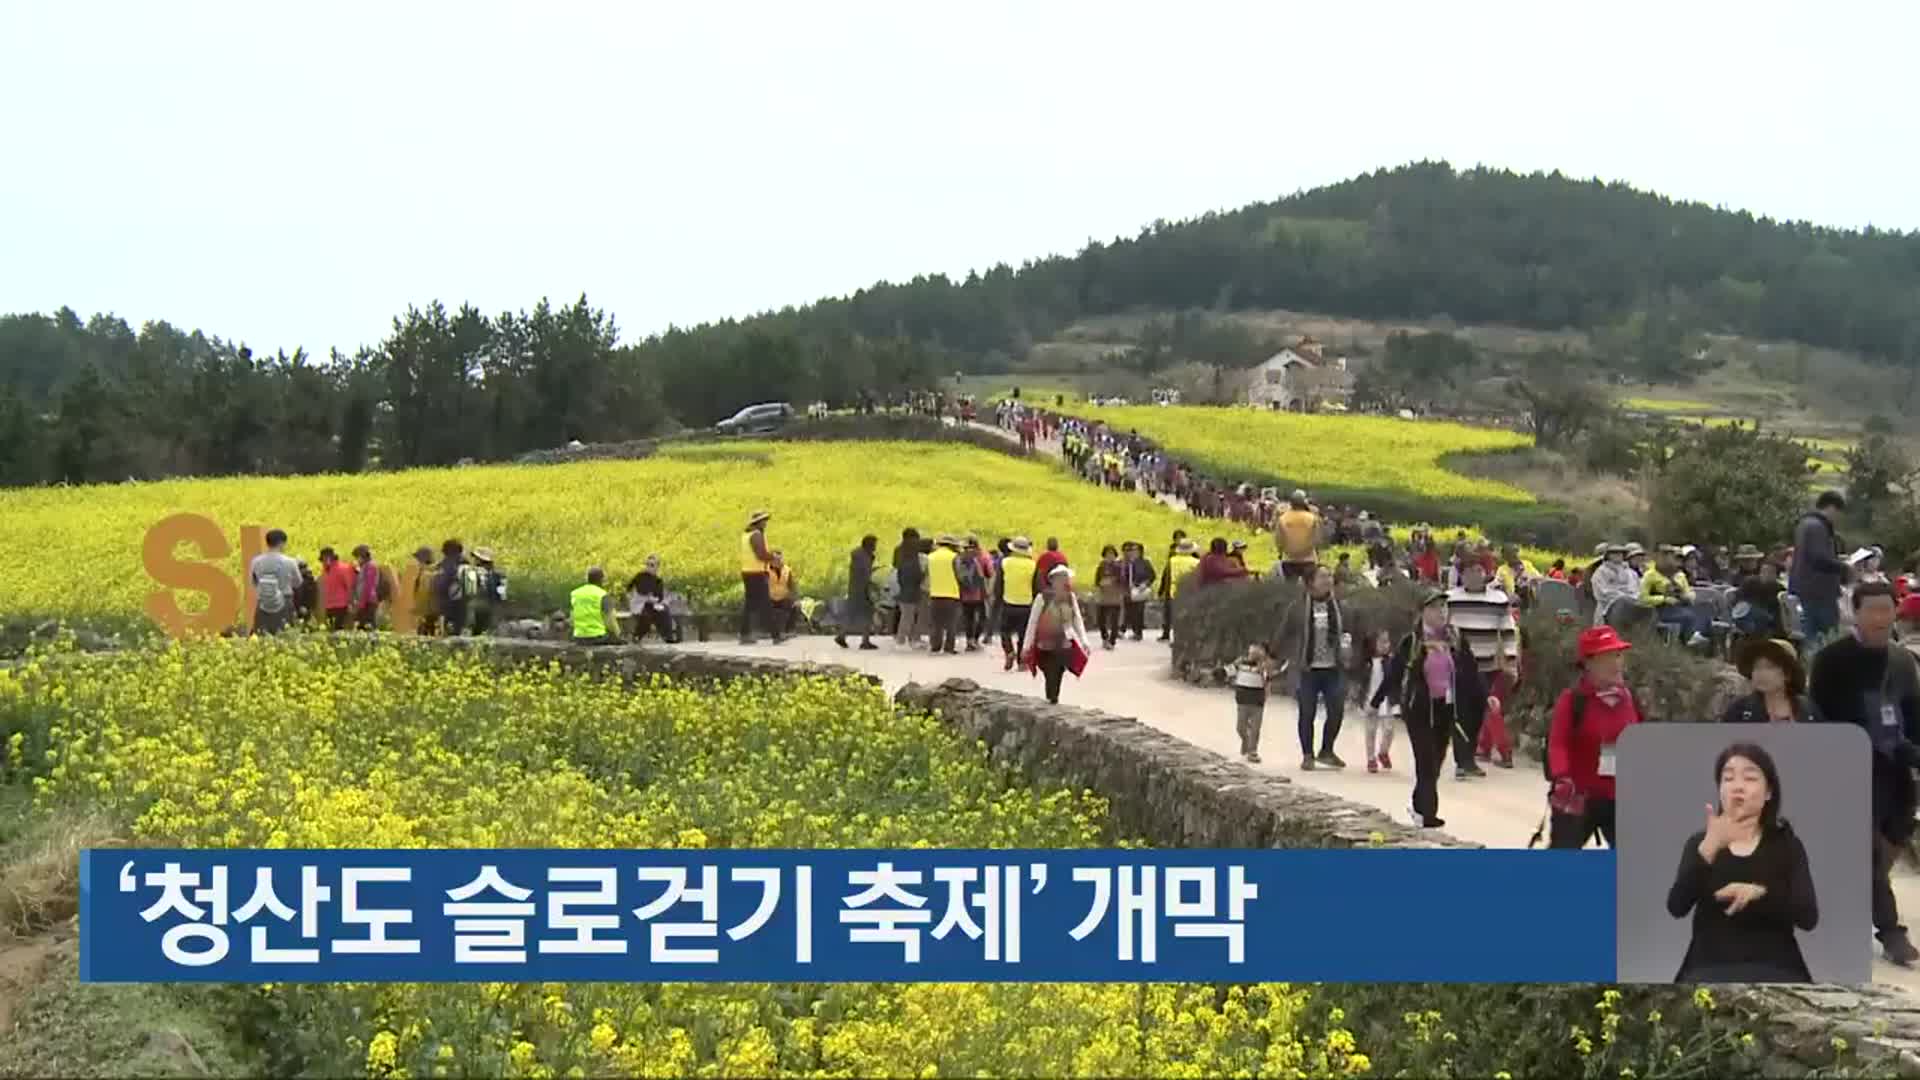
[1543,690,1587,781]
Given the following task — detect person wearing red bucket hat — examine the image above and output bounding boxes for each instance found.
[1542,625,1642,849]
[1898,593,1920,638]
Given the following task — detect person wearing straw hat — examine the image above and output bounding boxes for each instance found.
[739,509,782,645]
[467,547,504,636]
[1544,626,1641,849]
[1723,638,1815,724]
[1728,544,1766,587]
[926,534,964,655]
[1373,586,1486,829]
[1022,565,1090,705]
[998,537,1038,670]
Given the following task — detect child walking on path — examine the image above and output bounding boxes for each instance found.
[1476,652,1517,767]
[1229,643,1277,763]
[1362,629,1397,773]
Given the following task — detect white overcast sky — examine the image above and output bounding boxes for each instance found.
[2,1,1914,357]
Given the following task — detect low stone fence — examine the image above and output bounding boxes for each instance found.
[431,635,880,689]
[892,677,1464,851]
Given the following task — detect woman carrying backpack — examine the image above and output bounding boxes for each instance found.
[1545,626,1643,849]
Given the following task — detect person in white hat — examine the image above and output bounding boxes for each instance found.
[1590,543,1640,627]
[1022,564,1089,704]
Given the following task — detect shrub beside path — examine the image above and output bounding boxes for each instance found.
[682,631,1920,994]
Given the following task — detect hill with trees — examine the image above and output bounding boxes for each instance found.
[4,160,1917,485]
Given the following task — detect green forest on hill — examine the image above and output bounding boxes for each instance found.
[3,161,1917,486]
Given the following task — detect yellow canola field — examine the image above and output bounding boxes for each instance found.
[0,637,1376,1078]
[0,440,1223,625]
[1063,406,1535,507]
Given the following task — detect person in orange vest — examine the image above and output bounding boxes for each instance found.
[767,551,798,638]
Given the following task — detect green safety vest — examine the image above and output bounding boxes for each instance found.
[570,583,609,639]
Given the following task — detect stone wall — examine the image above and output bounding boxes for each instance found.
[893,677,1467,850]
[432,635,880,689]
[1726,983,1920,1076]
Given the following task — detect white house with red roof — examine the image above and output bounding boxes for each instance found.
[1245,336,1352,411]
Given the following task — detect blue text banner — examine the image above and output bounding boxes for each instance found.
[82,849,1617,983]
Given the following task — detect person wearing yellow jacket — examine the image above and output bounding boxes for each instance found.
[1164,539,1202,643]
[998,537,1039,670]
[926,534,963,655]
[1496,544,1540,601]
[1643,545,1708,647]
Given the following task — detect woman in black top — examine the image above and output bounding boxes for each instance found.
[624,555,678,643]
[1721,638,1818,724]
[1667,741,1817,982]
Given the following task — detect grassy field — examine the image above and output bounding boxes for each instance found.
[1619,396,1717,414]
[0,440,1232,629]
[947,373,1093,403]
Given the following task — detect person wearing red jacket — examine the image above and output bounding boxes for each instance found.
[1409,530,1441,584]
[1547,626,1642,849]
[317,546,356,631]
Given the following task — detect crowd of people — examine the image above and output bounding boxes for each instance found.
[994,400,1392,542]
[244,471,1920,971]
[244,530,511,637]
